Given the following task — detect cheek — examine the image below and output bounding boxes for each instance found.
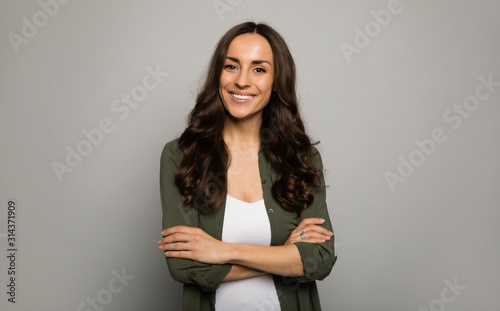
[219,80,229,100]
[257,79,274,95]
[219,73,232,88]
[263,76,274,92]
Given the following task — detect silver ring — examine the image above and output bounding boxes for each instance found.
[300,231,306,240]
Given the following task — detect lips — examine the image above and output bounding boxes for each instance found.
[230,92,255,100]
[228,92,255,101]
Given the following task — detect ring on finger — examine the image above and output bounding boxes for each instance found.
[300,231,306,240]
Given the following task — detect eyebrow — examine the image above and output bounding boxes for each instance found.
[226,56,272,66]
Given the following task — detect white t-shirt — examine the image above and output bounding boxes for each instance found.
[215,194,281,311]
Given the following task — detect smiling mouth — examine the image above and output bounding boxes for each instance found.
[231,93,255,100]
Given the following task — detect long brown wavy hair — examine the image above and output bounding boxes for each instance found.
[175,22,322,214]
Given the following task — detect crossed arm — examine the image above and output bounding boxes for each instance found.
[157,218,333,281]
[159,142,336,285]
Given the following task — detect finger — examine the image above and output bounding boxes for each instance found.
[303,224,334,237]
[293,231,331,244]
[159,232,193,246]
[298,231,332,241]
[295,218,326,232]
[161,226,182,237]
[165,250,192,259]
[161,225,200,237]
[300,218,326,226]
[290,235,328,244]
[162,241,192,252]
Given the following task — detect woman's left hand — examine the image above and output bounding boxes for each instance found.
[284,218,333,245]
[157,225,228,264]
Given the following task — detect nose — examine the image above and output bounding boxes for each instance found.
[235,70,250,88]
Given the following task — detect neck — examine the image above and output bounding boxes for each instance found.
[223,114,262,151]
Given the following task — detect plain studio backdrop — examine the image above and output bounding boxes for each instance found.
[1,1,499,310]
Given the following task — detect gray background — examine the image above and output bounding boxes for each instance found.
[1,0,499,310]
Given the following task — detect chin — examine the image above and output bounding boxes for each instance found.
[226,111,250,120]
[225,108,258,120]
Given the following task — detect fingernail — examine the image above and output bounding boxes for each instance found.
[165,252,170,257]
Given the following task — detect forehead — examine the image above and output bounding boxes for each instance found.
[226,33,273,62]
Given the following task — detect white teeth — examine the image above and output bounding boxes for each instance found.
[231,93,253,100]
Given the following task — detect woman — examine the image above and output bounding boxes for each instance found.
[158,22,337,311]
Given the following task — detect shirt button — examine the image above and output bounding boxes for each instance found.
[268,209,274,214]
[261,179,267,184]
[189,272,196,277]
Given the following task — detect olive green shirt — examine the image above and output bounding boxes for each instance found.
[160,138,337,311]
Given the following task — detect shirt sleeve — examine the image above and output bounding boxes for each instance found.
[293,148,338,282]
[159,140,232,292]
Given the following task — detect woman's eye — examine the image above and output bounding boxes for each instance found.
[224,64,236,70]
[254,68,266,73]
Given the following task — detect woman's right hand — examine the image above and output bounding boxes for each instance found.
[284,218,334,245]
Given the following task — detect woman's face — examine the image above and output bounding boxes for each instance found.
[219,33,274,122]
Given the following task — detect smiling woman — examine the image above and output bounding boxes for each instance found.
[158,22,337,311]
[219,33,274,123]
